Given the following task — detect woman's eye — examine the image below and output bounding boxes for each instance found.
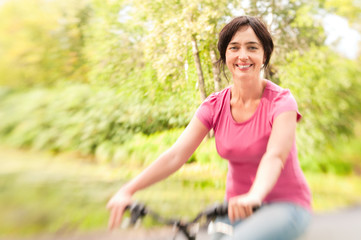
[249,46,258,50]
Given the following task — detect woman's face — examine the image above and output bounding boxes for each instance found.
[225,26,265,81]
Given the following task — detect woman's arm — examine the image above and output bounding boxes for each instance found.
[107,116,209,229]
[228,111,297,222]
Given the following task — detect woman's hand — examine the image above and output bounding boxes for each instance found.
[228,193,262,223]
[106,189,133,230]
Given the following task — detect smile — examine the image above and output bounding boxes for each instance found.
[236,64,253,70]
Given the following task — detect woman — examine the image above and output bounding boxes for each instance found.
[107,16,312,240]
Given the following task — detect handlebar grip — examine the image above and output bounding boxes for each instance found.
[222,202,260,213]
[203,202,228,219]
[204,202,261,219]
[125,203,147,224]
[215,202,229,216]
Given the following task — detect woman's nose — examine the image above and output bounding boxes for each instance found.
[238,51,249,61]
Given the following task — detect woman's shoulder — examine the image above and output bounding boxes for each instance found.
[196,86,231,130]
[263,80,301,121]
[264,80,294,101]
[203,86,231,105]
[264,80,285,93]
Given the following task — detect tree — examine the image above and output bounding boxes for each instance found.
[131,0,236,101]
[230,0,326,79]
[82,0,150,89]
[321,0,361,28]
[0,0,92,87]
[278,46,361,158]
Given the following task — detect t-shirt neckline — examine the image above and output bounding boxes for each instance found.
[227,80,269,125]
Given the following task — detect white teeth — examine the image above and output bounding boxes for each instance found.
[237,64,251,69]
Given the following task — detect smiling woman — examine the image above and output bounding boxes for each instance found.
[107,16,311,240]
[217,16,274,81]
[225,27,265,83]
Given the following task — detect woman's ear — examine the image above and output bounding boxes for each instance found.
[261,57,266,69]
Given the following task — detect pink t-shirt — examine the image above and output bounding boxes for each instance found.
[196,80,311,210]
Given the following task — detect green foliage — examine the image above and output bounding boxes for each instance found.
[0,84,196,156]
[278,46,361,161]
[320,0,361,25]
[0,0,360,175]
[83,1,148,87]
[113,130,227,168]
[129,0,236,95]
[0,0,91,87]
[0,147,227,236]
[300,121,361,175]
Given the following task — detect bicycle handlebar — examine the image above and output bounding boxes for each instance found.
[125,202,260,240]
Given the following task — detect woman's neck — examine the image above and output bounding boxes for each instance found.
[231,78,267,105]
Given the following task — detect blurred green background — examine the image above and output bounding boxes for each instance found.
[0,0,360,238]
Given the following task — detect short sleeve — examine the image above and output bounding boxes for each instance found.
[195,93,218,130]
[271,89,302,124]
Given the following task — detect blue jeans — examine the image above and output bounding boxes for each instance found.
[211,202,311,240]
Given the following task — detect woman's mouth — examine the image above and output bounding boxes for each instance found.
[236,64,253,70]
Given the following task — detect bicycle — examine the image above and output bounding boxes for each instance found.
[123,202,259,240]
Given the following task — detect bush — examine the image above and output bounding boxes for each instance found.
[0,84,196,156]
[278,47,361,162]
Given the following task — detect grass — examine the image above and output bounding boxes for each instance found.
[306,172,361,211]
[0,143,360,238]
[0,149,116,237]
[0,147,226,237]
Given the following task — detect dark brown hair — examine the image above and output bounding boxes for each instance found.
[217,16,274,76]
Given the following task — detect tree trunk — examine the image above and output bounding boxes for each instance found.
[191,35,207,101]
[192,35,213,138]
[210,48,221,92]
